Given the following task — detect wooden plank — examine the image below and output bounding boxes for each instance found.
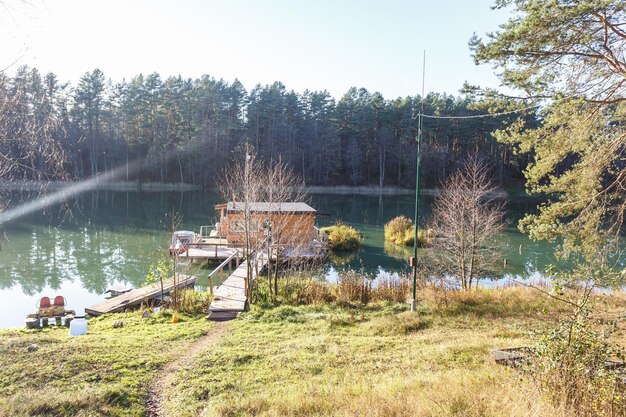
[178,247,237,260]
[86,274,196,316]
[209,254,267,313]
[491,347,532,367]
[208,261,249,313]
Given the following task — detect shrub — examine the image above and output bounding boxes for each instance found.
[384,215,431,247]
[530,309,626,416]
[320,222,362,251]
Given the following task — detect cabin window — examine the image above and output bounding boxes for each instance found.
[230,220,260,233]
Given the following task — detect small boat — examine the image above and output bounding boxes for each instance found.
[25,296,76,328]
[168,230,198,255]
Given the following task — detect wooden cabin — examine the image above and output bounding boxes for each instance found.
[214,202,319,249]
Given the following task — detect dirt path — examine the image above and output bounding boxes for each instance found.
[146,320,231,417]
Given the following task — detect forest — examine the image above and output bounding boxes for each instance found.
[0,66,532,189]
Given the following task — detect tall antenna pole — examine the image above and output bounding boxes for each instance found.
[411,50,425,312]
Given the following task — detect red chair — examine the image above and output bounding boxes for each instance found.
[53,296,66,315]
[38,296,51,308]
[37,296,52,317]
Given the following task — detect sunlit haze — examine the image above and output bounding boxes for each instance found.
[1,0,509,98]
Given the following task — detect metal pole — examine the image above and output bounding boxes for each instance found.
[412,50,426,312]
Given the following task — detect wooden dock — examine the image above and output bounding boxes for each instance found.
[85,274,196,316]
[208,252,268,316]
[177,247,238,261]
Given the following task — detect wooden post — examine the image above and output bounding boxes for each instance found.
[220,267,223,284]
[215,244,218,258]
[209,276,213,295]
[236,252,240,267]
[228,259,232,275]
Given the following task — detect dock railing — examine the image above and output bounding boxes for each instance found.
[185,241,230,257]
[199,225,215,239]
[207,237,270,297]
[207,249,242,294]
[314,226,328,242]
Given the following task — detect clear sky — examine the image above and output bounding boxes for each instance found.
[0,0,510,99]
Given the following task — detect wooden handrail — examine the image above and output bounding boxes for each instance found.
[314,226,328,242]
[207,249,241,294]
[186,242,230,247]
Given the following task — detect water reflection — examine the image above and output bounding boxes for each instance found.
[0,190,559,327]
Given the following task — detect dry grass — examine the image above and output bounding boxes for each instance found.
[160,286,614,417]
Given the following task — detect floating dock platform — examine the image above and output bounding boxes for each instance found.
[85,274,196,316]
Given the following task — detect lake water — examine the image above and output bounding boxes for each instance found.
[0,190,556,327]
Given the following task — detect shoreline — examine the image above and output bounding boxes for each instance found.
[0,181,513,197]
[302,185,415,195]
[0,180,200,192]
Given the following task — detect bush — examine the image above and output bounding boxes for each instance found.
[531,309,626,416]
[384,215,431,247]
[320,222,362,251]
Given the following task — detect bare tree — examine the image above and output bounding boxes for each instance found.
[219,146,317,302]
[166,211,183,309]
[426,155,505,290]
[218,143,265,299]
[265,156,308,299]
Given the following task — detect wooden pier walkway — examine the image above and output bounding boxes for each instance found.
[85,274,196,316]
[208,252,268,316]
[177,247,237,261]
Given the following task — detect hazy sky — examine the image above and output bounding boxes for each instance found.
[1,0,511,99]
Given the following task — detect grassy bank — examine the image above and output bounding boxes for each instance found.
[0,310,212,416]
[161,287,613,417]
[1,286,623,416]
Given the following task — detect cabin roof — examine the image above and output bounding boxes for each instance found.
[226,202,316,213]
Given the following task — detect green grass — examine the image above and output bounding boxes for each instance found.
[0,310,213,416]
[160,287,585,417]
[1,287,622,416]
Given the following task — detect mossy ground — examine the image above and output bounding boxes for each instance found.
[0,310,213,416]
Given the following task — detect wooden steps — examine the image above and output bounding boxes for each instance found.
[85,274,196,316]
[208,254,268,315]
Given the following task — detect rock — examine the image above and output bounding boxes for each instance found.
[27,343,38,352]
[141,311,152,319]
[113,320,124,328]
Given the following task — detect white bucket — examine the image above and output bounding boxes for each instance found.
[69,318,88,336]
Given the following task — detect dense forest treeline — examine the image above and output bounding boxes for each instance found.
[0,66,533,188]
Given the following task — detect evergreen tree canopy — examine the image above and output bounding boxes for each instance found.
[471,0,626,258]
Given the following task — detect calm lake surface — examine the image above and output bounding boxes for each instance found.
[0,190,556,327]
